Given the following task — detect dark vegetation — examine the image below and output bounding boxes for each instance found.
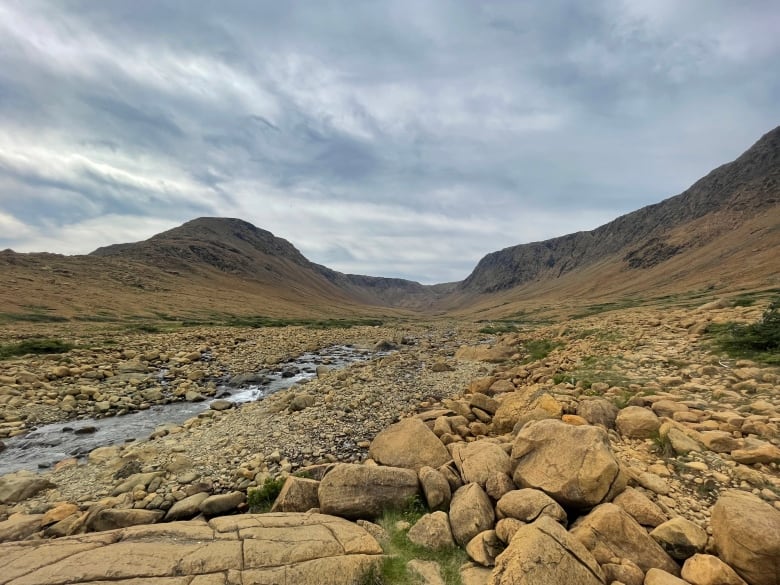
[709,298,780,365]
[0,338,74,360]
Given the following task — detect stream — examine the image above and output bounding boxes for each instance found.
[0,345,375,475]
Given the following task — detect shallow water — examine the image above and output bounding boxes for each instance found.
[0,345,373,475]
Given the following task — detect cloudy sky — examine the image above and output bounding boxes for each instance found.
[0,1,778,283]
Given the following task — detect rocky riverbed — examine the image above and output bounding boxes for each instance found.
[0,301,778,584]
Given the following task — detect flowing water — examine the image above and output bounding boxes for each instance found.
[0,345,374,475]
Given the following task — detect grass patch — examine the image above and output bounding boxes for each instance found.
[707,299,780,365]
[651,431,675,458]
[478,321,519,335]
[247,477,286,513]
[0,338,74,360]
[570,298,643,320]
[522,339,564,363]
[0,312,70,323]
[365,497,469,585]
[181,315,385,329]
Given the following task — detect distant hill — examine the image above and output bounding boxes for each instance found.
[450,125,780,310]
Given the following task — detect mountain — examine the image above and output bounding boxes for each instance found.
[453,126,780,308]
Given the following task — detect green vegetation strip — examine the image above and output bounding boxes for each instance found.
[707,298,780,365]
[0,338,74,360]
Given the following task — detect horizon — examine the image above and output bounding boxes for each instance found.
[1,2,778,284]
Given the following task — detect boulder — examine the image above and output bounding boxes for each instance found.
[418,466,451,511]
[451,440,511,487]
[711,490,780,585]
[644,568,690,585]
[270,477,320,513]
[0,514,43,543]
[681,554,748,585]
[496,489,567,524]
[577,398,619,429]
[650,517,707,560]
[510,419,626,509]
[494,518,526,545]
[602,558,645,585]
[490,516,605,585]
[485,472,515,501]
[616,406,661,439]
[88,508,164,532]
[491,388,542,434]
[164,492,210,521]
[613,487,667,527]
[368,418,451,470]
[318,463,419,519]
[199,491,246,516]
[0,471,56,504]
[465,530,503,567]
[461,563,493,585]
[730,442,780,464]
[570,503,679,575]
[469,393,499,415]
[407,511,456,550]
[408,559,446,585]
[0,513,383,585]
[449,483,495,547]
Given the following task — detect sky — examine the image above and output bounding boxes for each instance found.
[0,1,778,284]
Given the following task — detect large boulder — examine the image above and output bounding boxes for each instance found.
[577,398,619,429]
[681,554,748,585]
[0,514,43,543]
[449,483,495,547]
[616,406,661,439]
[407,511,456,550]
[570,503,679,575]
[450,440,511,487]
[0,471,55,504]
[418,466,451,511]
[496,489,567,524]
[270,476,320,513]
[510,419,626,509]
[613,486,667,527]
[88,508,164,532]
[491,387,544,434]
[0,513,383,585]
[650,517,707,560]
[711,490,780,585]
[490,516,605,585]
[318,463,419,519]
[368,418,451,470]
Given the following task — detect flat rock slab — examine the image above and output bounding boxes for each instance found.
[0,512,383,585]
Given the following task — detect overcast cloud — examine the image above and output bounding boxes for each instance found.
[0,1,778,283]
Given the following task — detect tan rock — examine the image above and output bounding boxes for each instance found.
[408,559,446,585]
[469,393,499,415]
[485,472,515,501]
[488,379,515,395]
[461,562,492,585]
[465,530,503,567]
[681,554,748,585]
[41,503,80,526]
[652,400,689,418]
[603,558,644,585]
[451,440,511,487]
[0,513,43,543]
[650,517,707,560]
[449,483,495,547]
[0,471,56,504]
[456,344,514,363]
[496,489,566,524]
[491,387,542,434]
[89,508,164,532]
[490,516,605,585]
[418,466,451,511]
[269,476,319,513]
[700,431,741,453]
[613,487,667,527]
[368,417,451,470]
[644,568,690,585]
[577,397,619,429]
[616,406,661,439]
[711,490,780,585]
[164,492,210,521]
[494,518,526,544]
[407,511,455,550]
[570,503,679,575]
[318,463,419,520]
[511,419,626,509]
[199,491,246,516]
[730,442,780,464]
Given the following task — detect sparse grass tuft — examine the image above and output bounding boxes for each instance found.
[707,299,780,365]
[651,431,675,459]
[247,477,286,513]
[364,496,469,585]
[478,321,519,335]
[522,338,564,363]
[0,338,74,360]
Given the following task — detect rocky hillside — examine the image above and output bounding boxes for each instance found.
[458,126,780,295]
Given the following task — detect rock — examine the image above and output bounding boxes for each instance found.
[449,483,495,547]
[485,472,515,501]
[491,390,539,434]
[681,554,748,585]
[616,406,661,439]
[730,442,780,464]
[270,476,320,513]
[318,463,419,520]
[465,530,503,567]
[613,487,667,527]
[407,511,456,550]
[431,361,453,372]
[0,513,383,584]
[41,503,80,526]
[570,503,679,575]
[0,471,56,504]
[89,508,164,532]
[577,397,619,428]
[711,489,780,585]
[368,417,451,470]
[451,440,511,487]
[209,399,234,411]
[644,568,690,585]
[88,445,121,465]
[603,558,645,585]
[666,428,702,455]
[290,393,315,411]
[650,517,708,560]
[652,400,689,418]
[494,518,526,544]
[199,491,246,516]
[510,419,626,509]
[496,489,567,524]
[461,562,493,585]
[418,466,451,511]
[469,393,499,415]
[490,516,605,585]
[164,492,210,521]
[111,472,163,496]
[700,431,741,453]
[0,513,43,543]
[637,472,671,496]
[455,344,514,363]
[408,559,446,585]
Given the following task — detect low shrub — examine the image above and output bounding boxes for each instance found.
[0,338,74,360]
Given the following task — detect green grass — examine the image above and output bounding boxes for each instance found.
[247,477,286,513]
[551,355,636,392]
[364,497,468,585]
[522,339,564,363]
[180,315,385,329]
[0,338,74,360]
[478,321,519,335]
[707,299,780,365]
[570,298,643,320]
[0,312,70,323]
